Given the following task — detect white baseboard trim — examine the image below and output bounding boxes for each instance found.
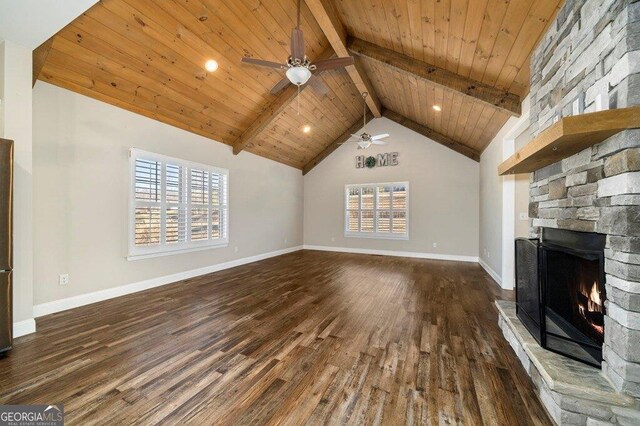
[478,258,503,286]
[302,245,479,263]
[33,245,303,318]
[13,318,36,338]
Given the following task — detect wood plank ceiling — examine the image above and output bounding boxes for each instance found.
[35,0,563,170]
[335,0,563,154]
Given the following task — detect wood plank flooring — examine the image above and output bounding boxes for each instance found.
[0,251,551,425]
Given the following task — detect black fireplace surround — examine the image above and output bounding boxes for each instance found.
[515,228,606,367]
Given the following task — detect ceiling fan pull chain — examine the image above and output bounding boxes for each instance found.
[297,84,300,115]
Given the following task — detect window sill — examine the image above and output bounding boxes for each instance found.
[344,233,409,241]
[127,242,229,261]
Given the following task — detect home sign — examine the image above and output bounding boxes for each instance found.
[355,152,399,169]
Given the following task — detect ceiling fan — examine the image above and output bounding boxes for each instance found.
[340,93,390,149]
[240,0,354,96]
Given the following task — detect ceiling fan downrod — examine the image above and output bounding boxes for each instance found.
[362,92,368,127]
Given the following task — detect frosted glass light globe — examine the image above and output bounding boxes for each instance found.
[286,66,312,86]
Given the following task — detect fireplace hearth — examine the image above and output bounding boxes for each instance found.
[516,228,606,367]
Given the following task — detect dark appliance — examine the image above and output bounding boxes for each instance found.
[515,228,606,368]
[0,139,12,354]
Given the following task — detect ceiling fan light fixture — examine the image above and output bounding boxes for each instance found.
[286,66,312,86]
[205,59,219,72]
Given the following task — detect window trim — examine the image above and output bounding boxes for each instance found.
[344,181,409,240]
[127,148,229,261]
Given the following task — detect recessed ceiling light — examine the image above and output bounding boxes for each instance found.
[433,105,442,112]
[302,125,311,133]
[205,59,218,72]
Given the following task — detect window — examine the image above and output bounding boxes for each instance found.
[129,149,228,260]
[345,182,408,239]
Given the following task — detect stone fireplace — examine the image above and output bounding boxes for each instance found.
[496,0,640,424]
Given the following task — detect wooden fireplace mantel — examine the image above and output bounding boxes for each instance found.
[498,107,640,175]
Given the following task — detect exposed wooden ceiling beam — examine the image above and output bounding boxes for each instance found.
[348,37,522,117]
[32,37,54,87]
[382,110,480,162]
[304,0,382,118]
[302,111,371,175]
[232,48,334,155]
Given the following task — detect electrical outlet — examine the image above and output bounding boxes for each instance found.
[432,242,437,248]
[59,274,69,286]
[331,236,335,242]
[234,246,239,253]
[519,212,528,220]
[284,238,288,244]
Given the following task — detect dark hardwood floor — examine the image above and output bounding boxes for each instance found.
[0,250,551,425]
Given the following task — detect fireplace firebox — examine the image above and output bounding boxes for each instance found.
[515,228,606,367]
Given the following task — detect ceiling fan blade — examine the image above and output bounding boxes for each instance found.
[241,57,286,69]
[307,74,329,96]
[270,76,291,94]
[371,133,390,141]
[312,56,355,71]
[291,28,305,60]
[372,140,388,145]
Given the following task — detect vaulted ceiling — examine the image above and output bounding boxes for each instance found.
[33,0,563,172]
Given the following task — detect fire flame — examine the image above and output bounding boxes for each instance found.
[589,281,601,306]
[578,281,605,337]
[586,281,603,314]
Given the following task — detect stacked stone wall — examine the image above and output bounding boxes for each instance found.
[527,0,640,403]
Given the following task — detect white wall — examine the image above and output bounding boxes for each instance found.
[304,117,479,260]
[0,0,97,49]
[32,82,303,306]
[1,0,95,335]
[479,134,504,278]
[0,41,34,335]
[479,97,530,286]
[515,126,532,238]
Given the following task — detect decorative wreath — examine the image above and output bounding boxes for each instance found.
[365,156,377,168]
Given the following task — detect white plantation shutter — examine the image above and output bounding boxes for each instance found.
[165,163,187,244]
[210,172,228,239]
[391,184,407,235]
[344,182,409,239]
[190,168,209,241]
[346,187,360,233]
[129,149,229,259]
[134,158,162,246]
[377,186,391,233]
[360,187,375,233]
